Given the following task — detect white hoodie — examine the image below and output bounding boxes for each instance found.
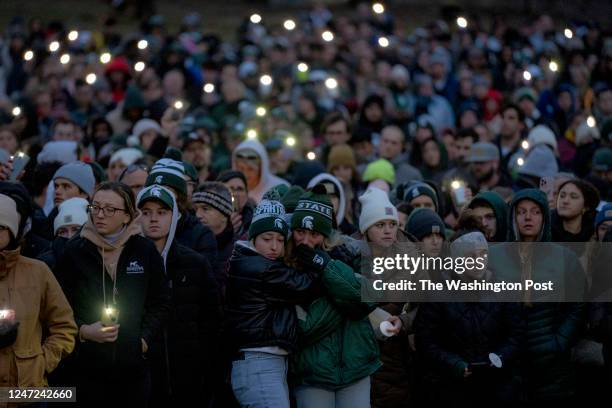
[307,173,346,226]
[232,139,289,204]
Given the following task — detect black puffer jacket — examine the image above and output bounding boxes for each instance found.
[175,211,218,261]
[224,242,320,353]
[415,299,524,406]
[150,241,221,405]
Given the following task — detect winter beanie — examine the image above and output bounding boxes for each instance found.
[291,184,334,237]
[109,148,144,167]
[402,182,439,211]
[359,187,399,233]
[248,190,289,240]
[54,197,89,234]
[0,194,19,239]
[145,158,188,196]
[192,182,234,218]
[327,144,357,172]
[137,185,180,266]
[405,208,446,241]
[528,125,558,151]
[518,145,558,179]
[362,159,396,186]
[53,161,96,198]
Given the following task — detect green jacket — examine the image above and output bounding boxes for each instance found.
[290,259,381,389]
[489,189,586,401]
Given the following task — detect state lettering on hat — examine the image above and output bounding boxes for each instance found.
[291,184,334,237]
[249,190,289,240]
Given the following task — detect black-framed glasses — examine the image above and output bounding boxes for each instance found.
[87,205,127,217]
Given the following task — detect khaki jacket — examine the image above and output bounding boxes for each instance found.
[0,248,77,402]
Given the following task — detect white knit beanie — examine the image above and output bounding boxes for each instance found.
[109,147,144,166]
[528,125,558,151]
[0,194,20,239]
[54,197,89,234]
[358,187,399,234]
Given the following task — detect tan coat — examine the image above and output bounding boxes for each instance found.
[0,248,77,398]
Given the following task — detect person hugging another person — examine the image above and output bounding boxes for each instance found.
[225,190,322,408]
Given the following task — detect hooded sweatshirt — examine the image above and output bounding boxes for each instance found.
[80,214,143,281]
[307,173,346,226]
[490,189,585,401]
[468,191,509,242]
[232,140,289,204]
[507,189,551,242]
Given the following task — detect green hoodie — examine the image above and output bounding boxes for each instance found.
[468,191,509,242]
[507,189,551,242]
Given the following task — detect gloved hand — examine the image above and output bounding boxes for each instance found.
[296,244,331,272]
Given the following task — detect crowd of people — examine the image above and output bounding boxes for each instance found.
[0,1,611,407]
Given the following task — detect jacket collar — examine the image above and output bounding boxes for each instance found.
[80,214,142,251]
[0,248,21,279]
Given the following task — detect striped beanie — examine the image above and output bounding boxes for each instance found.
[192,182,233,218]
[145,158,187,196]
[249,190,289,240]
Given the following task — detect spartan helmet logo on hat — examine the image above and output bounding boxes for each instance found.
[151,187,162,197]
[155,175,163,184]
[274,218,284,229]
[302,215,314,230]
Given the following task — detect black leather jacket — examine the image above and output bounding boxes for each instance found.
[224,242,321,353]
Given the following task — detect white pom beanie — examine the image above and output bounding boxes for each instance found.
[358,187,399,234]
[109,147,144,166]
[54,197,89,235]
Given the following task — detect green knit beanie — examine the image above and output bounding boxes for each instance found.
[362,158,396,186]
[145,158,188,197]
[291,184,333,237]
[249,190,289,240]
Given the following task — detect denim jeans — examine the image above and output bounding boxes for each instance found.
[293,376,371,408]
[231,351,290,408]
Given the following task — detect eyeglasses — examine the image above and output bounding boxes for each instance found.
[87,205,127,217]
[235,153,260,166]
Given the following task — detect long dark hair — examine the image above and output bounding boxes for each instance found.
[93,181,137,221]
[557,179,600,219]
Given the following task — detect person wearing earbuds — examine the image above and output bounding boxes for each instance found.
[55,182,170,407]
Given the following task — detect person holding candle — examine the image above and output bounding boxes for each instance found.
[0,193,77,389]
[55,182,170,407]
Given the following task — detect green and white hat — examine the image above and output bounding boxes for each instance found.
[145,158,187,196]
[136,185,179,267]
[291,184,333,237]
[248,190,289,240]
